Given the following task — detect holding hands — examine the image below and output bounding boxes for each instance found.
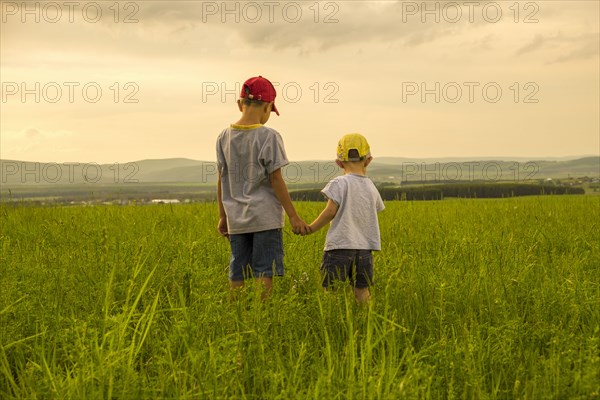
[290,199,339,237]
[290,215,311,236]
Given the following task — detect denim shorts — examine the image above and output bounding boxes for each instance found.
[320,249,374,289]
[228,228,284,281]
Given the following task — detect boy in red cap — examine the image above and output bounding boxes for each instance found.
[309,134,385,303]
[216,75,310,298]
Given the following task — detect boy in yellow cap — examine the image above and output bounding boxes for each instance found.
[216,75,311,298]
[309,133,385,303]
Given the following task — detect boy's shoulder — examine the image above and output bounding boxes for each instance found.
[219,124,282,139]
[331,174,374,184]
[323,174,347,189]
[325,174,379,196]
[326,174,355,186]
[231,124,280,134]
[256,125,283,141]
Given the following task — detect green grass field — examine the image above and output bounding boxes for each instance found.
[1,196,599,399]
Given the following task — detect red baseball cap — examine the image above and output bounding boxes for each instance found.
[240,76,279,116]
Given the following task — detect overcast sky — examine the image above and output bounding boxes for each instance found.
[1,0,599,163]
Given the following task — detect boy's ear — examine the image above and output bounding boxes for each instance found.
[335,160,344,169]
[364,156,373,167]
[237,99,243,112]
[264,102,272,114]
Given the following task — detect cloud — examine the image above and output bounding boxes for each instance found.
[552,34,600,63]
[516,34,548,56]
[24,128,41,138]
[11,127,73,141]
[1,128,78,160]
[105,1,470,53]
[516,33,599,63]
[6,1,597,65]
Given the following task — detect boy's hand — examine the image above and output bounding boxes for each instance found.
[217,217,229,238]
[307,199,338,233]
[290,215,311,236]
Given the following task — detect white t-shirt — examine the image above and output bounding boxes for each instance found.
[321,174,385,251]
[216,124,289,234]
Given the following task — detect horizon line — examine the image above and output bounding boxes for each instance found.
[1,154,599,165]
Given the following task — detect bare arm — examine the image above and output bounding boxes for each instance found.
[309,199,338,232]
[270,168,310,235]
[217,172,228,237]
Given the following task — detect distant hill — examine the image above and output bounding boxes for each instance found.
[1,156,598,186]
[373,155,597,164]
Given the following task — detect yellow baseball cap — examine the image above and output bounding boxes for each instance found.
[337,133,371,162]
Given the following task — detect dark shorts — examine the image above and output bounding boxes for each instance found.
[320,249,374,289]
[228,228,284,281]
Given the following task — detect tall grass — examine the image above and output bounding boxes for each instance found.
[0,196,598,398]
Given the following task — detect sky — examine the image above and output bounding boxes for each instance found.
[1,0,599,163]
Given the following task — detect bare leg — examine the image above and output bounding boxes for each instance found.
[230,280,244,289]
[229,280,244,301]
[354,287,371,304]
[256,277,273,300]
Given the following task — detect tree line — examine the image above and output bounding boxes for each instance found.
[290,183,585,201]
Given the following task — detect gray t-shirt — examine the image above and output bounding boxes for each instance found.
[216,124,289,234]
[321,174,385,251]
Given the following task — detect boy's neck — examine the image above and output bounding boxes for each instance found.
[235,108,266,126]
[234,117,262,126]
[343,163,367,176]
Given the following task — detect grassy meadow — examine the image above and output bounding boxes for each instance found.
[0,196,599,399]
